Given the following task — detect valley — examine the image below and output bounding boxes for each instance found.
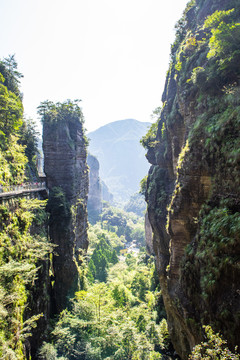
[0,0,240,359]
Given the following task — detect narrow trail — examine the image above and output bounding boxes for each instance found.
[0,182,48,199]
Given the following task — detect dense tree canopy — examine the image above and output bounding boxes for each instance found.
[37,99,84,124]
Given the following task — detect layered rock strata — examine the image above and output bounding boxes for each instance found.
[43,105,88,313]
[144,0,240,358]
[145,212,154,255]
[87,154,102,223]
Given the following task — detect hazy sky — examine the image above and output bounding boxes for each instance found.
[0,0,189,132]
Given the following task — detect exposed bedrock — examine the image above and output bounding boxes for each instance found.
[87,154,102,223]
[43,109,88,313]
[145,0,240,358]
[145,212,154,256]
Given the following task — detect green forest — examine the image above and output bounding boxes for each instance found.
[0,56,52,357]
[0,51,239,359]
[0,56,169,359]
[1,0,240,359]
[39,224,169,359]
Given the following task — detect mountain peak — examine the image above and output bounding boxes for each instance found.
[88,119,151,202]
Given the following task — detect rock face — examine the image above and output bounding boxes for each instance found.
[87,154,102,223]
[43,103,88,313]
[144,1,240,358]
[102,180,113,203]
[145,212,154,255]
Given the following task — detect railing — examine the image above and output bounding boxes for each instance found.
[0,182,47,198]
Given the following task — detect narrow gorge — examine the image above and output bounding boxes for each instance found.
[0,0,240,358]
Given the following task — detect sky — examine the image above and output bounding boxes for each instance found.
[0,0,189,132]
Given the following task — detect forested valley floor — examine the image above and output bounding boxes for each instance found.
[39,203,172,360]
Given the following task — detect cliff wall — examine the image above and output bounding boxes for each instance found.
[102,180,113,203]
[87,154,102,223]
[144,0,240,358]
[0,59,53,359]
[145,212,154,255]
[42,101,89,313]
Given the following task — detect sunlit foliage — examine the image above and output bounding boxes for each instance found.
[40,252,169,360]
[189,326,240,359]
[0,57,52,358]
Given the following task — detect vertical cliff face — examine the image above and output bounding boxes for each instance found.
[145,212,154,255]
[42,100,88,313]
[102,180,114,203]
[87,154,102,223]
[144,0,240,358]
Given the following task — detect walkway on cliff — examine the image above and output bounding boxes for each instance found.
[0,182,48,200]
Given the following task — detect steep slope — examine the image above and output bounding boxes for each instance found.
[88,119,150,202]
[143,0,240,358]
[0,57,52,359]
[41,100,89,313]
[87,154,102,223]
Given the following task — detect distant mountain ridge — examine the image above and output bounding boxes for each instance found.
[88,119,151,202]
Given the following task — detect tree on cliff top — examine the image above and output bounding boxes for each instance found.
[37,99,84,124]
